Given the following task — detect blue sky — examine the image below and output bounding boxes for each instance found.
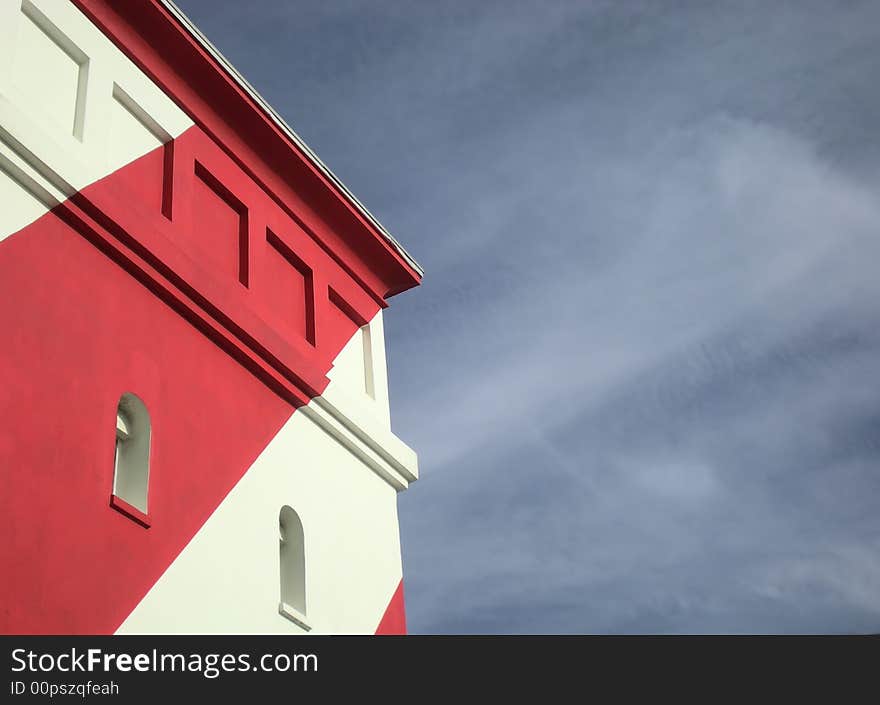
[175,0,880,633]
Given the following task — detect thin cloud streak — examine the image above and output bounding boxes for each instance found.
[176,0,880,633]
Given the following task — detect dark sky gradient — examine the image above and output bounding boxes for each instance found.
[174,0,880,633]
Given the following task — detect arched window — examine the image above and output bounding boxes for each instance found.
[110,393,151,526]
[278,505,309,629]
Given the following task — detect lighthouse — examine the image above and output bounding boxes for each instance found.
[0,0,422,635]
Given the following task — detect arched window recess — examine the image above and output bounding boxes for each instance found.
[278,505,309,630]
[109,392,152,528]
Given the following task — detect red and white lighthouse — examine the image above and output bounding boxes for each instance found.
[0,0,422,635]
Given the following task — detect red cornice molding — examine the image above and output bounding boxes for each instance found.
[72,0,421,303]
[56,185,321,409]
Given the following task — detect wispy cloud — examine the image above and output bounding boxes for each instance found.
[178,0,880,633]
[394,117,880,469]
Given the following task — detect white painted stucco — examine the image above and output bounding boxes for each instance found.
[0,0,193,243]
[1,0,419,634]
[117,312,417,634]
[327,309,393,430]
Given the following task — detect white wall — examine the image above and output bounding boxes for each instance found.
[0,0,192,243]
[117,311,417,634]
[326,309,393,429]
[0,0,419,635]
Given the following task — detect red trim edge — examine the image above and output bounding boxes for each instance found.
[110,494,152,528]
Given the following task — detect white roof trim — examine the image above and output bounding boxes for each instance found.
[157,0,424,278]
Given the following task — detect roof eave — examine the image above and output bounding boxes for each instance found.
[157,0,424,279]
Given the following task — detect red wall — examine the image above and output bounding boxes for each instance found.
[0,199,298,633]
[1,0,417,633]
[0,129,412,632]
